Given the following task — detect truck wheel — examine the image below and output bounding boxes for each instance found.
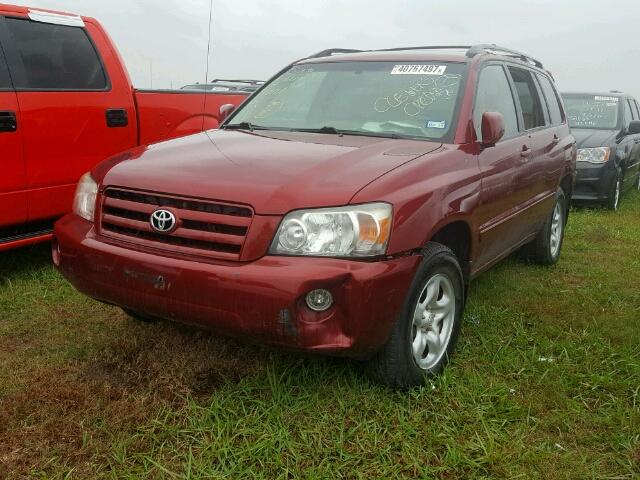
[635,172,640,191]
[606,173,622,211]
[122,308,161,323]
[366,243,464,389]
[523,188,567,265]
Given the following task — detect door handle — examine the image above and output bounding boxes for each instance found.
[551,135,560,146]
[0,111,17,132]
[520,146,532,159]
[106,108,128,127]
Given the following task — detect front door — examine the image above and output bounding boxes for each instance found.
[0,23,27,240]
[473,63,532,269]
[1,14,137,225]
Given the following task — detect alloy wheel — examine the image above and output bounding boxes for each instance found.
[411,273,456,370]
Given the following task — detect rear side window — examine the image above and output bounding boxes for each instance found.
[5,18,107,90]
[627,99,638,120]
[508,67,545,130]
[623,100,634,126]
[0,43,11,89]
[537,74,564,125]
[474,65,519,140]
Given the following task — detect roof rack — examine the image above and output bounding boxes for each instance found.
[209,79,264,85]
[306,48,365,59]
[466,44,543,68]
[304,44,544,69]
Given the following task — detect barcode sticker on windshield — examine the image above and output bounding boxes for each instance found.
[391,64,446,75]
[595,96,618,102]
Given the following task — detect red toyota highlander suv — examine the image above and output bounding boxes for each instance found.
[53,45,576,388]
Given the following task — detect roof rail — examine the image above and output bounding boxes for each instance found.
[302,44,544,69]
[466,44,543,68]
[209,79,264,84]
[306,48,364,59]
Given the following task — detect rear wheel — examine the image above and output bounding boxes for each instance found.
[366,243,464,389]
[522,188,566,265]
[607,173,622,211]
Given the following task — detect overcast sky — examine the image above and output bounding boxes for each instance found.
[10,0,640,98]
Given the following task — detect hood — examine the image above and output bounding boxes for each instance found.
[571,128,619,149]
[100,130,442,214]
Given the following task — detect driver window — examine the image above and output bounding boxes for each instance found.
[474,65,519,141]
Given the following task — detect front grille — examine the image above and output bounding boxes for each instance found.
[99,188,253,261]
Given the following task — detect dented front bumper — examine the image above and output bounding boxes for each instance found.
[53,214,420,358]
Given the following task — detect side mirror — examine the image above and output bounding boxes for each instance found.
[480,112,505,147]
[627,120,640,135]
[218,103,236,122]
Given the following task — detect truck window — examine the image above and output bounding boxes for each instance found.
[473,65,519,140]
[623,99,634,126]
[0,44,11,89]
[627,99,638,121]
[5,18,107,90]
[537,74,564,125]
[508,67,545,130]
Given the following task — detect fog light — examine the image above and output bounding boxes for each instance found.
[305,289,333,312]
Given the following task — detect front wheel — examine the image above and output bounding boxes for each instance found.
[366,243,464,389]
[522,188,567,265]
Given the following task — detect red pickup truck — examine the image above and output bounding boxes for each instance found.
[0,4,250,251]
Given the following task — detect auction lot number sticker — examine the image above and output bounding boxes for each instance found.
[391,64,447,75]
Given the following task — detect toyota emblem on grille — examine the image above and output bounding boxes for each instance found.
[150,209,177,233]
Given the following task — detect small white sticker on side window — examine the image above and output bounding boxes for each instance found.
[391,64,447,75]
[28,10,85,28]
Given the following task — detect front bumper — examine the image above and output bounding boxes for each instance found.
[53,214,421,358]
[572,160,617,201]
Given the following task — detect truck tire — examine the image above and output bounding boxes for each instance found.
[122,308,161,323]
[635,172,640,191]
[522,188,567,265]
[366,243,464,389]
[606,172,622,211]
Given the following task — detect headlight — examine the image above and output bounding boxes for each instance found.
[72,172,98,222]
[577,147,610,163]
[269,203,392,257]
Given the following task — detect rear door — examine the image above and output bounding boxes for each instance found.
[505,66,556,238]
[474,63,532,269]
[0,16,27,238]
[619,98,637,192]
[1,13,137,225]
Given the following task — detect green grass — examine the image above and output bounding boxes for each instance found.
[1,191,639,479]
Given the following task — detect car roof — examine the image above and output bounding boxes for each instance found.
[295,45,548,73]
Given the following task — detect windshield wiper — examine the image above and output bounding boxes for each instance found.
[223,122,267,131]
[296,126,405,139]
[296,126,343,135]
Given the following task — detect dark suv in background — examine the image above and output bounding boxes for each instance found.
[562,92,640,210]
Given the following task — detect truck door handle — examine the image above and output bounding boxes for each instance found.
[520,146,532,159]
[0,111,17,132]
[106,108,128,127]
[550,135,560,145]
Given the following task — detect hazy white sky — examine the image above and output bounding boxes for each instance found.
[9,0,640,98]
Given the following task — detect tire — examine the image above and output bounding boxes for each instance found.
[366,243,464,389]
[606,172,622,211]
[635,172,640,191]
[122,308,161,323]
[523,188,567,265]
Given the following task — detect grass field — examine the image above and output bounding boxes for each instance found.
[1,191,639,479]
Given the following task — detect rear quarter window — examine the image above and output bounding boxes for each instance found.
[537,74,564,125]
[5,17,107,90]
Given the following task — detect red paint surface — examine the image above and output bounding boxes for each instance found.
[53,48,576,355]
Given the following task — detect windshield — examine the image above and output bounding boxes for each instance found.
[225,61,466,141]
[563,95,620,129]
